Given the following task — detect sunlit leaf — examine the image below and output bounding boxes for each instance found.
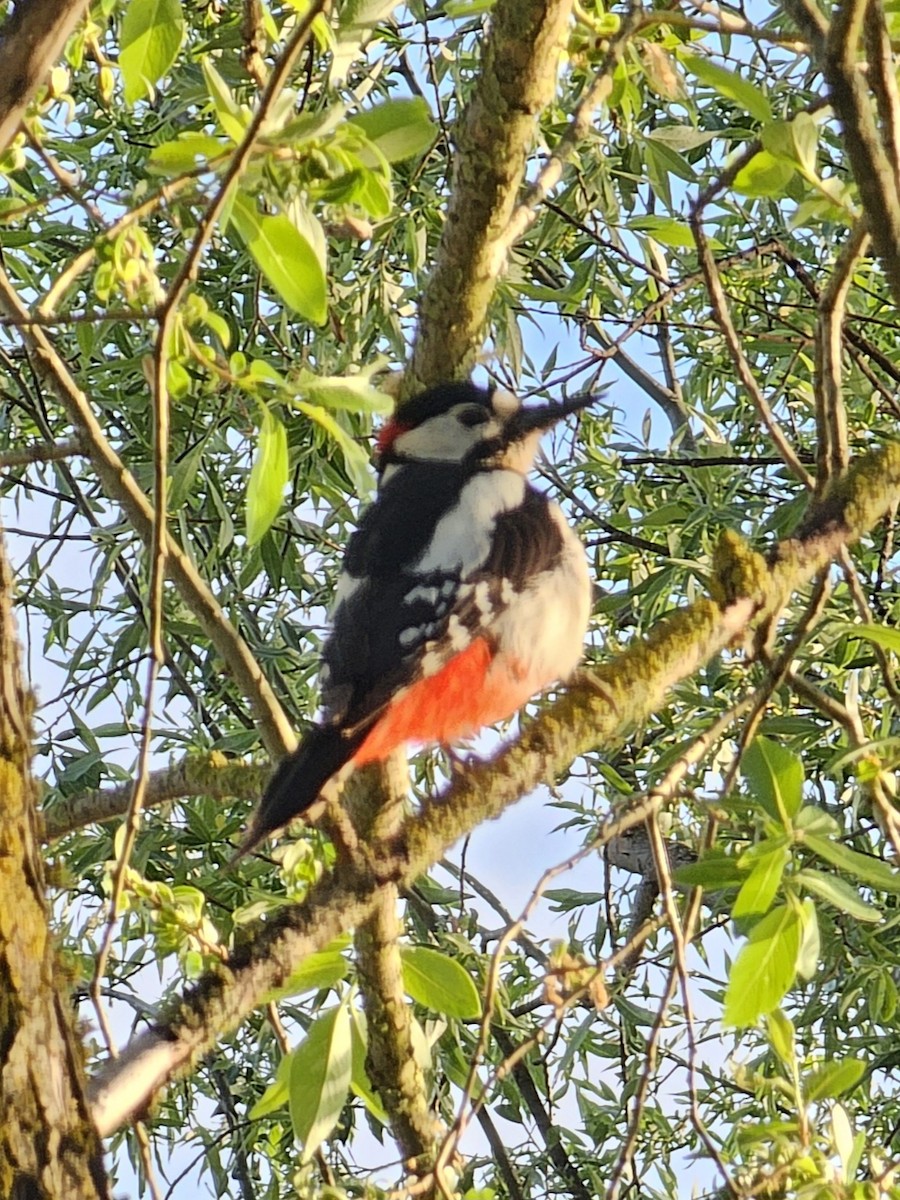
[289,1004,353,1162]
[348,98,435,162]
[681,53,772,123]
[296,401,374,498]
[733,841,789,921]
[806,1058,866,1101]
[231,193,327,325]
[742,737,803,824]
[120,0,185,104]
[724,903,801,1027]
[400,945,481,1019]
[733,150,795,198]
[795,868,881,922]
[802,833,900,893]
[246,405,288,545]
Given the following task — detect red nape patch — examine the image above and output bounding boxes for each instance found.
[375,418,411,457]
[353,639,531,765]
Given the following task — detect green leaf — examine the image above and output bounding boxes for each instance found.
[802,833,900,893]
[733,842,789,921]
[400,945,481,1019]
[805,1058,866,1101]
[674,852,746,890]
[289,1004,353,1162]
[265,939,351,1000]
[349,1009,389,1123]
[796,896,819,980]
[295,368,393,414]
[332,0,402,83]
[793,806,840,836]
[795,868,881,922]
[246,406,288,545]
[762,113,819,175]
[681,53,772,123]
[147,133,228,176]
[231,193,327,325]
[249,1049,292,1119]
[337,0,401,33]
[742,737,803,824]
[348,98,435,162]
[628,216,694,248]
[645,125,715,152]
[119,0,185,104]
[732,150,795,198]
[296,401,374,498]
[832,620,900,655]
[200,58,247,142]
[723,903,801,1027]
[766,1009,795,1066]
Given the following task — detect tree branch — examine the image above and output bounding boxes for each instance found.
[0,264,295,760]
[87,443,900,1135]
[0,0,91,154]
[407,0,574,391]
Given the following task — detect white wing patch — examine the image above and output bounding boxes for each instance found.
[332,571,363,611]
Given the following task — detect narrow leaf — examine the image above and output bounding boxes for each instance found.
[231,194,327,325]
[120,0,185,104]
[296,401,374,498]
[265,940,351,1000]
[681,53,772,123]
[832,620,900,655]
[796,896,819,980]
[723,903,801,1027]
[795,868,881,922]
[349,1009,389,1123]
[296,368,393,414]
[249,1050,292,1119]
[766,1009,795,1066]
[289,1004,353,1162]
[246,406,288,545]
[802,833,900,893]
[805,1058,866,1101]
[400,945,481,1019]
[733,843,789,921]
[200,58,246,142]
[147,134,228,176]
[348,98,435,162]
[742,737,803,824]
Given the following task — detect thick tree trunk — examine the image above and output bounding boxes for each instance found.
[0,526,110,1199]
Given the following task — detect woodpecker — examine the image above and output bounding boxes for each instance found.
[239,381,593,856]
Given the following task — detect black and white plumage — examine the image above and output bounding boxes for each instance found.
[239,381,593,855]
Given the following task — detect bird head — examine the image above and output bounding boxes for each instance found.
[375,381,595,475]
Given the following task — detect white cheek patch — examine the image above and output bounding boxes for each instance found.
[492,388,520,418]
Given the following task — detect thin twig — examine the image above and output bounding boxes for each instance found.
[0,262,295,757]
[0,438,83,469]
[690,206,815,490]
[815,222,869,493]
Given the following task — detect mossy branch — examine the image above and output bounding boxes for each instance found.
[406,0,574,392]
[88,443,900,1135]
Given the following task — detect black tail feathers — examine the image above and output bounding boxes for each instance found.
[233,724,366,862]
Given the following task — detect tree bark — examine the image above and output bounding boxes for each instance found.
[0,0,91,154]
[0,525,110,1199]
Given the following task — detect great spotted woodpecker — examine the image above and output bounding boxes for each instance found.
[240,381,593,855]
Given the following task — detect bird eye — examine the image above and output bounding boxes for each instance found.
[457,405,490,427]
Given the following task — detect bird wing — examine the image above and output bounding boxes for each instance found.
[319,464,565,734]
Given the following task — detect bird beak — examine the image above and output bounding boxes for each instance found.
[503,392,597,442]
